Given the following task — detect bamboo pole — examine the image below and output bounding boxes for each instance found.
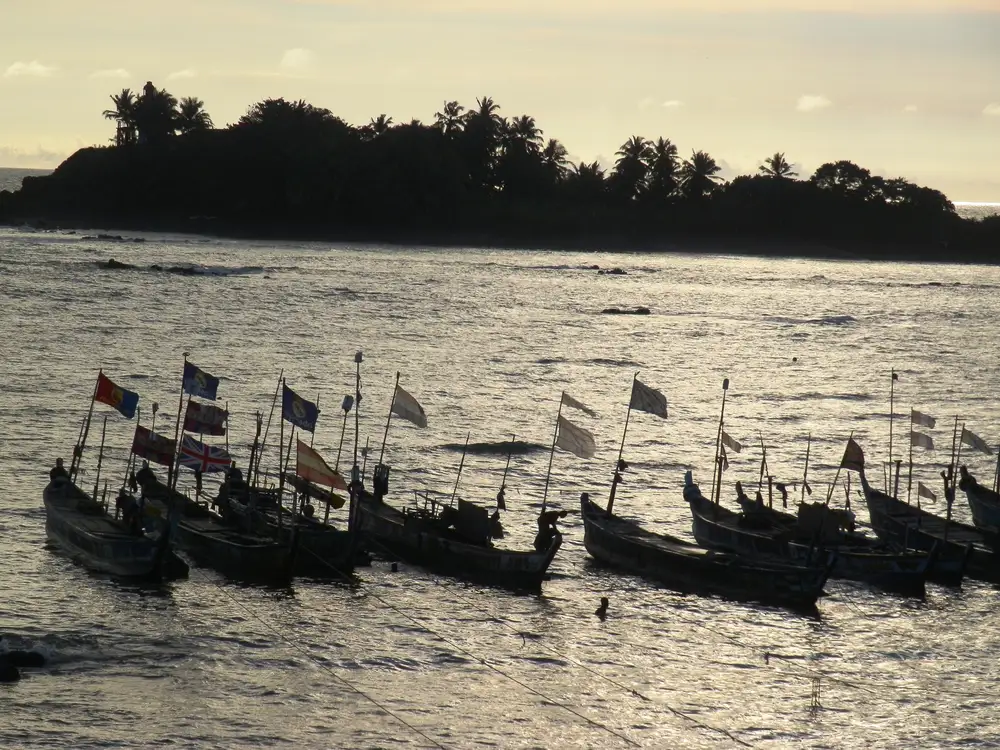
[607,374,638,516]
[711,379,730,505]
[72,371,102,482]
[497,433,515,511]
[450,432,471,506]
[541,394,565,512]
[255,369,284,486]
[92,415,109,502]
[378,372,400,466]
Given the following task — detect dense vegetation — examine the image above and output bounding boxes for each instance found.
[1,81,997,258]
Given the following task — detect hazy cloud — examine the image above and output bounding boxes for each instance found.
[662,100,684,108]
[280,48,315,71]
[797,94,832,112]
[0,146,67,168]
[903,104,918,113]
[4,60,57,78]
[90,68,131,79]
[984,103,1000,116]
[167,69,197,80]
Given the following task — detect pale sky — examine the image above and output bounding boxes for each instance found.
[2,0,998,200]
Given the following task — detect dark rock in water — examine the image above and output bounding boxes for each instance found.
[598,267,627,275]
[83,233,145,243]
[0,661,20,682]
[601,306,651,315]
[98,257,136,270]
[585,264,600,270]
[2,650,45,668]
[442,440,549,455]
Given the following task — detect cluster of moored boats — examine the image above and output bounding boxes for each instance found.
[43,361,1000,611]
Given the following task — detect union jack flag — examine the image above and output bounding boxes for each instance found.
[179,435,232,474]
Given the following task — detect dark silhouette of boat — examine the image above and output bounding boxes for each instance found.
[356,483,560,590]
[960,467,1000,533]
[43,478,187,580]
[580,491,830,609]
[692,490,935,596]
[222,474,366,577]
[137,473,295,581]
[859,469,994,583]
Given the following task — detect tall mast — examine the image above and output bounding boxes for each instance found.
[711,378,730,505]
[801,433,811,503]
[607,373,637,516]
[72,370,102,482]
[378,372,400,466]
[168,353,189,490]
[352,352,363,484]
[497,433,515,511]
[540,394,564,512]
[255,369,284,486]
[450,432,471,506]
[887,368,897,492]
[92,415,109,502]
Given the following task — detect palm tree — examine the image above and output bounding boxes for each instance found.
[612,135,652,200]
[370,114,393,136]
[680,150,722,199]
[566,161,607,201]
[758,152,797,179]
[541,138,570,181]
[176,97,213,134]
[462,96,504,189]
[646,137,679,199]
[133,81,178,145]
[103,88,137,146]
[508,115,543,154]
[433,101,465,136]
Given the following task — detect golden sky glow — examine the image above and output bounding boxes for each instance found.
[2,1,998,199]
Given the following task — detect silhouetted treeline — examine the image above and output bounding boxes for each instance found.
[1,82,997,259]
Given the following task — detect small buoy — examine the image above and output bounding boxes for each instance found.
[792,357,798,362]
[390,562,398,573]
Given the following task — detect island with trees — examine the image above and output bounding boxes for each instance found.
[1,81,996,261]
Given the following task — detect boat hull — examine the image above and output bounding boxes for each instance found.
[963,479,1000,534]
[581,497,827,609]
[861,476,991,584]
[43,481,186,580]
[357,496,560,590]
[689,493,929,595]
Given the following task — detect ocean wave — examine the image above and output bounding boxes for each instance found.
[536,357,568,365]
[587,357,642,367]
[441,440,548,455]
[764,314,857,326]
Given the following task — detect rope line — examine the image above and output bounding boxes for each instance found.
[194,567,449,750]
[299,544,643,748]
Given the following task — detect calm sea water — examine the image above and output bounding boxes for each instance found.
[2,225,1000,749]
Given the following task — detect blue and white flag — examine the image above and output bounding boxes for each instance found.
[283,382,320,432]
[183,361,220,400]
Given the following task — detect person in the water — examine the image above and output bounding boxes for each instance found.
[595,597,609,620]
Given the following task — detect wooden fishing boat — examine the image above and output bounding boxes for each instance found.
[137,473,296,581]
[581,494,830,609]
[694,491,934,595]
[356,492,560,589]
[960,468,1000,534]
[43,479,187,580]
[859,470,995,583]
[221,475,366,577]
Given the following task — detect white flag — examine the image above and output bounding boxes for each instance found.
[391,384,427,428]
[911,409,936,429]
[720,444,729,471]
[917,482,937,502]
[629,378,668,419]
[721,431,743,453]
[561,391,596,417]
[910,431,934,450]
[556,415,596,459]
[962,428,994,456]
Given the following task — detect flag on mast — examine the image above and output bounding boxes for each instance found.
[721,432,743,453]
[720,444,729,471]
[911,409,936,429]
[182,361,220,400]
[962,428,994,456]
[555,415,596,459]
[840,438,865,472]
[184,401,228,436]
[561,391,596,417]
[131,425,176,467]
[282,382,320,432]
[178,435,232,473]
[391,384,427,428]
[95,372,139,419]
[910,431,934,450]
[629,378,668,418]
[296,440,348,491]
[917,482,937,501]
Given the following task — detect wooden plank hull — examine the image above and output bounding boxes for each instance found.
[581,497,828,609]
[962,479,1000,534]
[140,479,294,582]
[43,481,186,580]
[860,473,992,584]
[357,496,560,590]
[692,493,931,595]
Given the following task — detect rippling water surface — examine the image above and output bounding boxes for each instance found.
[2,226,1000,749]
